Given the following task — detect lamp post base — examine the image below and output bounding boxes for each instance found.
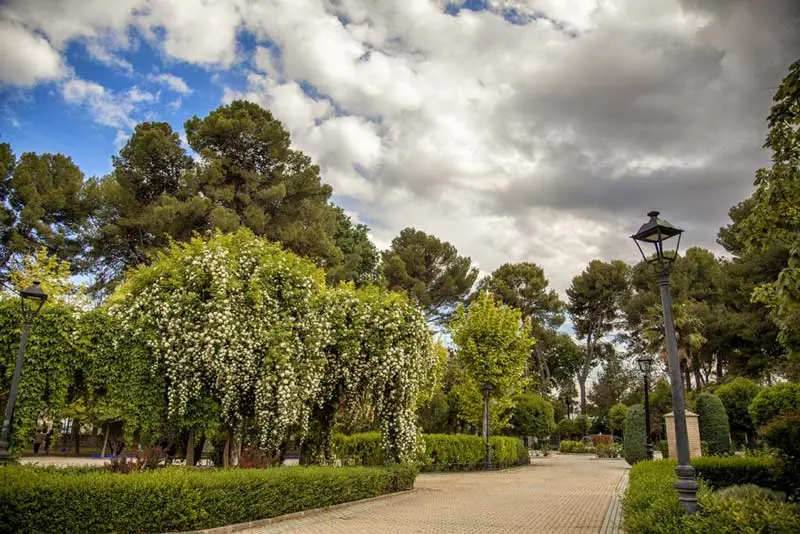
[675,465,698,513]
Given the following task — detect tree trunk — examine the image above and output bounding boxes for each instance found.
[193,435,205,466]
[693,366,703,393]
[222,431,231,468]
[716,356,724,381]
[185,430,195,466]
[100,424,110,458]
[579,335,593,415]
[73,420,81,456]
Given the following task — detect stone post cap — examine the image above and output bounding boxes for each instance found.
[664,411,698,417]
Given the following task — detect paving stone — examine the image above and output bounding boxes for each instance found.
[244,454,630,534]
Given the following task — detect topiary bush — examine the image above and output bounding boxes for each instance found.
[0,464,416,534]
[715,378,760,447]
[657,440,669,459]
[691,455,783,490]
[623,404,646,465]
[696,393,732,456]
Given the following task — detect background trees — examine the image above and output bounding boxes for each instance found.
[382,227,478,323]
[567,260,629,414]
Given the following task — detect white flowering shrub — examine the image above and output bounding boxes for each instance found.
[109,230,435,462]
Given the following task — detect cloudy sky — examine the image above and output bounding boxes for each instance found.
[1,0,798,293]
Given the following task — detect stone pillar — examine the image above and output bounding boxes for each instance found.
[665,411,701,459]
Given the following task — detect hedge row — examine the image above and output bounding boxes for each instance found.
[0,464,416,534]
[333,433,529,471]
[624,460,800,534]
[558,440,594,453]
[692,455,783,490]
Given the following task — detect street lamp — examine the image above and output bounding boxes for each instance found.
[482,383,494,471]
[632,211,698,513]
[636,355,654,461]
[0,281,48,464]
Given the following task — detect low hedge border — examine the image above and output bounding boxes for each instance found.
[692,455,783,490]
[333,433,530,471]
[0,464,416,534]
[624,459,800,534]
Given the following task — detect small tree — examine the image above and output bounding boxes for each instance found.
[696,393,732,455]
[623,404,646,465]
[510,392,556,445]
[450,292,535,430]
[715,378,760,447]
[608,403,628,438]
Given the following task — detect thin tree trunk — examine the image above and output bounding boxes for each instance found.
[579,334,593,415]
[185,430,195,466]
[716,356,724,381]
[73,420,81,456]
[100,424,109,458]
[222,431,231,468]
[693,363,704,393]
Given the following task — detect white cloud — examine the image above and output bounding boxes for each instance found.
[0,20,65,86]
[85,40,134,72]
[3,0,800,294]
[148,73,192,94]
[62,78,138,130]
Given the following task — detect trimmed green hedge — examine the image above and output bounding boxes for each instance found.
[0,464,416,534]
[692,455,782,490]
[558,440,594,453]
[624,460,800,534]
[623,404,646,465]
[333,433,529,471]
[696,393,731,456]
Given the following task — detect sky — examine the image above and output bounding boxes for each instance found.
[1,0,799,295]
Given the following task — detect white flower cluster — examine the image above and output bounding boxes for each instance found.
[110,232,435,460]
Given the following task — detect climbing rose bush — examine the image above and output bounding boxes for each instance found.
[109,230,435,460]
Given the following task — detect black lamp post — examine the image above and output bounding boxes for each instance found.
[632,212,697,513]
[636,355,654,460]
[0,281,48,464]
[482,383,494,470]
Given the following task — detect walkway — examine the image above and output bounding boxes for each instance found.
[245,454,629,534]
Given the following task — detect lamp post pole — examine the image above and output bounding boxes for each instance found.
[658,270,698,512]
[0,281,48,465]
[631,212,697,513]
[483,383,493,470]
[642,364,653,460]
[0,321,33,464]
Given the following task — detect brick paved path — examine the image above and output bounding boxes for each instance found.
[246,454,629,534]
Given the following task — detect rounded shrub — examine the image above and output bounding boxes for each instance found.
[748,382,800,427]
[623,404,646,465]
[696,393,732,455]
[715,378,760,446]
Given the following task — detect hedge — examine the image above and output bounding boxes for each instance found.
[623,404,646,465]
[558,440,594,454]
[333,433,529,471]
[748,382,800,427]
[0,464,416,534]
[624,460,800,534]
[692,455,782,490]
[696,393,731,456]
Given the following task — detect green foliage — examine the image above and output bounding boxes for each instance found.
[382,227,478,322]
[623,404,646,465]
[449,291,534,429]
[748,382,800,427]
[0,464,415,534]
[0,298,83,456]
[692,455,783,490]
[558,440,594,454]
[327,207,380,285]
[0,148,95,275]
[714,484,785,502]
[608,403,629,435]
[657,440,669,458]
[715,378,760,446]
[696,393,732,455]
[332,432,529,471]
[624,460,800,534]
[573,414,590,437]
[596,443,622,458]
[761,414,800,460]
[509,392,555,439]
[557,417,581,439]
[566,259,629,413]
[474,262,568,394]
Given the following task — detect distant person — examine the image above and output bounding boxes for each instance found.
[44,430,52,454]
[33,430,45,455]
